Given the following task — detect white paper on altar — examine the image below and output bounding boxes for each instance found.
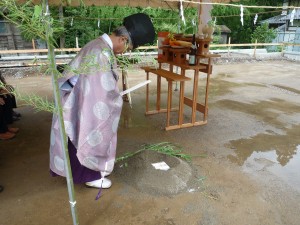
[151,161,170,171]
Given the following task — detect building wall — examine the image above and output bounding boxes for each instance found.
[0,20,34,50]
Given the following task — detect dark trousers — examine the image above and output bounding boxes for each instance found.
[0,105,8,133]
[0,93,16,133]
[1,95,15,124]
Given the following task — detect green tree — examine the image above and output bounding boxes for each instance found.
[251,22,277,43]
[55,5,197,48]
[211,0,283,44]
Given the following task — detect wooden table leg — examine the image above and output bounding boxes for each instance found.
[191,69,199,124]
[156,75,161,111]
[203,58,212,121]
[178,69,185,126]
[166,79,172,128]
[203,74,210,121]
[203,57,212,120]
[122,70,129,102]
[146,72,149,113]
[155,63,163,112]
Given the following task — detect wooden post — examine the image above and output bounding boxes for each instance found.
[227,37,231,56]
[122,69,132,106]
[197,0,203,35]
[59,4,66,54]
[75,37,79,48]
[146,72,149,113]
[253,39,257,58]
[32,39,36,49]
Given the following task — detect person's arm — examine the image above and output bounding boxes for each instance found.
[0,87,11,97]
[0,97,5,105]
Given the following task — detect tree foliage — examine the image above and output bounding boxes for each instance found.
[211,0,283,44]
[251,23,277,43]
[49,5,197,48]
[1,0,286,47]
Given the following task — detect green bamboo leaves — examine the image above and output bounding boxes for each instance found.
[0,81,56,113]
[116,142,192,163]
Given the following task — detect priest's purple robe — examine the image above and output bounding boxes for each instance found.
[49,36,123,180]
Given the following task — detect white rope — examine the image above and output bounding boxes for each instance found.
[163,0,300,9]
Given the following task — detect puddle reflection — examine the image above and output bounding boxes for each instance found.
[229,145,300,191]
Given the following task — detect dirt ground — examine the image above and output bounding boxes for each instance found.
[0,58,300,225]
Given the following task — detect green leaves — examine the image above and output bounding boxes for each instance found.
[211,0,282,44]
[116,142,192,163]
[251,22,277,44]
[33,5,42,19]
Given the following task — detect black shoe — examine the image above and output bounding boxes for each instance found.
[13,116,20,121]
[13,111,21,118]
[0,185,4,193]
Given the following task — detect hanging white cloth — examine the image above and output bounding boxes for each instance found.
[290,8,296,26]
[179,0,186,26]
[97,18,100,28]
[254,14,258,25]
[240,5,244,26]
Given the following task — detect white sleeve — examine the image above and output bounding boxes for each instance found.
[69,76,78,86]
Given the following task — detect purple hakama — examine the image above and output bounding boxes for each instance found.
[50,139,101,184]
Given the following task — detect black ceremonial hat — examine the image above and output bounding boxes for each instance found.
[123,13,155,49]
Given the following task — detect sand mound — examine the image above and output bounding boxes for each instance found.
[114,150,199,196]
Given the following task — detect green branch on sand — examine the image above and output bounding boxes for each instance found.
[116,142,193,163]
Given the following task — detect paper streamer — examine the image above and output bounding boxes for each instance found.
[240,5,244,26]
[120,80,151,96]
[179,0,186,26]
[254,14,258,25]
[290,8,296,26]
[97,18,100,28]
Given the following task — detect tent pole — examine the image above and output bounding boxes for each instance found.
[43,1,79,224]
[198,0,203,35]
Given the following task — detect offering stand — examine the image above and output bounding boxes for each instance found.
[141,41,220,131]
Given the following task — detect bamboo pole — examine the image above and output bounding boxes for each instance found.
[32,39,36,49]
[281,42,285,57]
[75,37,79,48]
[43,1,79,224]
[197,0,202,35]
[253,39,257,57]
[227,37,231,56]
